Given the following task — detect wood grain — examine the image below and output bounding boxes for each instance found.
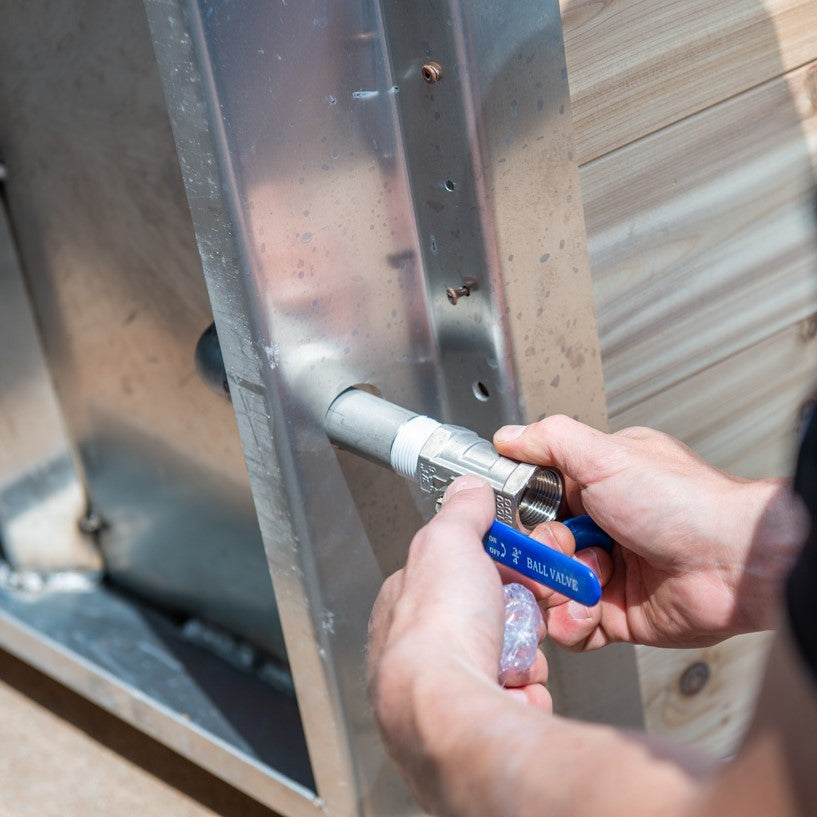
[611,319,817,478]
[637,633,773,758]
[567,7,817,752]
[561,0,817,164]
[582,60,817,419]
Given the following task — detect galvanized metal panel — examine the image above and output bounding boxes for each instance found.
[146,0,641,813]
[0,580,317,816]
[0,204,98,571]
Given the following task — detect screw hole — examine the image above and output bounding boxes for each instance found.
[472,381,490,402]
[444,179,455,192]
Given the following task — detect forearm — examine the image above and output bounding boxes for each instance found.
[396,660,710,817]
[380,627,816,817]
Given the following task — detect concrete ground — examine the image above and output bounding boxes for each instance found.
[0,648,280,817]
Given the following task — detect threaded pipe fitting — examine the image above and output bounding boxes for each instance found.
[518,468,563,528]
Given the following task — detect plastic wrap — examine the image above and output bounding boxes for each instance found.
[499,582,543,685]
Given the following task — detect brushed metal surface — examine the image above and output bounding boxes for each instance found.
[0,1,284,657]
[0,580,317,816]
[0,203,99,571]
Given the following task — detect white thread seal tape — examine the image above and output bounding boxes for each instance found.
[390,415,441,478]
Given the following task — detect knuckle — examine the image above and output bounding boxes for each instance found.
[535,413,573,435]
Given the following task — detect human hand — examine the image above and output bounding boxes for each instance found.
[367,477,558,807]
[367,475,709,815]
[495,416,808,649]
[367,475,552,704]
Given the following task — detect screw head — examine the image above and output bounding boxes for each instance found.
[446,285,470,305]
[679,661,710,696]
[421,61,443,83]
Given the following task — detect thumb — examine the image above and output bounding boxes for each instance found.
[493,415,610,486]
[435,476,496,537]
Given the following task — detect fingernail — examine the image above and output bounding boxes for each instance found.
[531,522,571,555]
[494,425,526,443]
[568,601,591,621]
[442,475,488,502]
[580,548,602,576]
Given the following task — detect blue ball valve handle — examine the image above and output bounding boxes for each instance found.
[563,514,614,554]
[483,516,613,606]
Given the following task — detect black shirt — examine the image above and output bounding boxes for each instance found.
[788,413,817,684]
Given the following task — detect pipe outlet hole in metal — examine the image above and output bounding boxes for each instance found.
[472,381,490,402]
[444,179,455,192]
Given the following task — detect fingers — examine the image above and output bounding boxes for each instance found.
[438,474,496,525]
[502,650,552,712]
[500,646,549,689]
[496,520,575,602]
[368,476,494,672]
[494,513,613,652]
[493,415,614,488]
[402,476,497,601]
[497,522,612,610]
[544,600,614,651]
[379,476,508,679]
[543,548,614,651]
[531,521,576,556]
[412,476,496,563]
[504,683,553,712]
[574,546,613,589]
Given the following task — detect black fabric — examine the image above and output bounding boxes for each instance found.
[789,411,817,685]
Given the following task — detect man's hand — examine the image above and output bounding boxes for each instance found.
[367,478,707,817]
[366,420,811,817]
[367,477,553,811]
[495,416,808,649]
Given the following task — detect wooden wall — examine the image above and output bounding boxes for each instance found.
[561,0,817,755]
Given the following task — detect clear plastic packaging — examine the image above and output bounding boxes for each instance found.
[499,582,543,685]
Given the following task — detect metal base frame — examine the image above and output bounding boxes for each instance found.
[0,576,317,816]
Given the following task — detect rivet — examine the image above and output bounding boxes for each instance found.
[679,661,710,696]
[421,61,443,83]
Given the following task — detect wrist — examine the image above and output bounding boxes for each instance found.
[372,641,503,784]
[725,478,807,633]
[410,663,547,815]
[407,666,706,817]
